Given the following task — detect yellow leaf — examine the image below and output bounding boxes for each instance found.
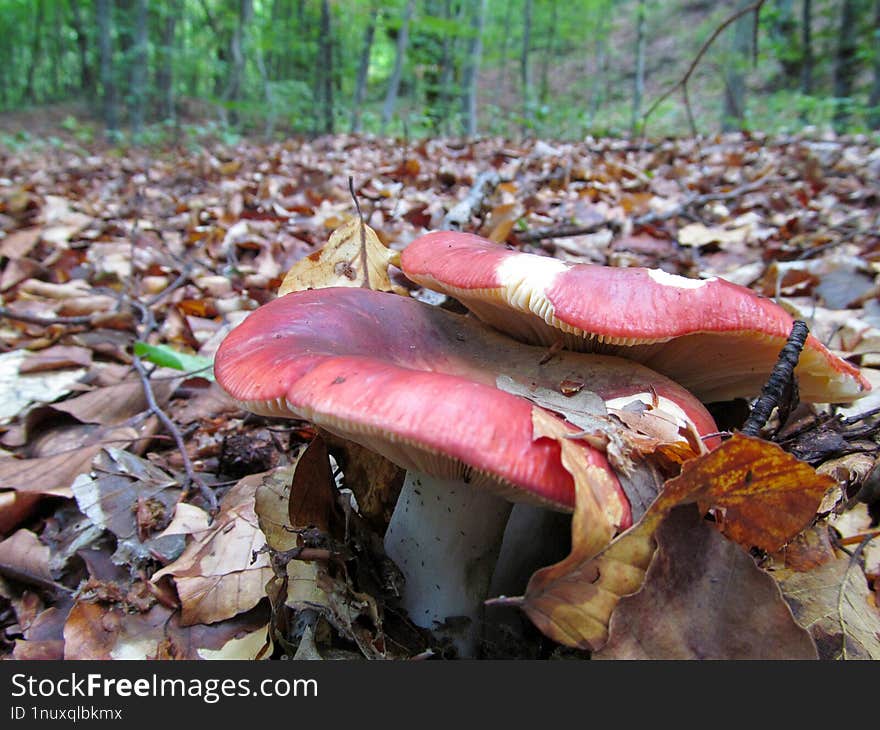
[278,218,398,295]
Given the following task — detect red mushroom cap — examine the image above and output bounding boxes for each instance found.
[215,287,720,528]
[399,231,870,403]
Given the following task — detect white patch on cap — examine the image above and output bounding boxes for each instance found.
[647,269,715,289]
[497,254,568,312]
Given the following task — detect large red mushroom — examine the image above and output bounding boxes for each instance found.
[214,286,718,654]
[399,231,870,404]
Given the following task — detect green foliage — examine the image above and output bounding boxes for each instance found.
[133,342,214,380]
[0,0,877,140]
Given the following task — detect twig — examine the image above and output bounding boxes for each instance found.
[518,178,772,244]
[0,307,93,327]
[443,169,500,231]
[132,355,218,515]
[144,264,192,307]
[642,0,767,135]
[741,320,809,437]
[349,176,370,290]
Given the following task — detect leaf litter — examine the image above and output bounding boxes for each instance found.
[1,131,879,659]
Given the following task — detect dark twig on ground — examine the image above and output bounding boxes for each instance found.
[519,179,772,244]
[132,353,218,515]
[0,307,94,327]
[741,320,809,437]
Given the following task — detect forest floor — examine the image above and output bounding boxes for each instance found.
[1,127,879,659]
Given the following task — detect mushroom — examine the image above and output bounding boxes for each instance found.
[399,231,870,404]
[214,286,719,655]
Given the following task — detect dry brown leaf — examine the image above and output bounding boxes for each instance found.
[0,425,138,498]
[50,377,177,426]
[19,345,93,374]
[0,529,55,585]
[152,473,271,626]
[773,554,880,659]
[521,433,833,650]
[63,600,269,660]
[277,218,397,295]
[594,506,818,659]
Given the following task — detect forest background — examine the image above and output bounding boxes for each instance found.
[0,0,879,146]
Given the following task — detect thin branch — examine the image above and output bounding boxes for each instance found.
[642,0,767,134]
[132,355,218,515]
[349,176,370,290]
[0,307,93,327]
[518,178,773,244]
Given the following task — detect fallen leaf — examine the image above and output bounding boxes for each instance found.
[278,218,397,295]
[0,425,138,498]
[521,433,833,650]
[594,506,818,659]
[773,554,880,659]
[152,473,272,625]
[0,529,55,586]
[0,349,88,423]
[19,345,93,374]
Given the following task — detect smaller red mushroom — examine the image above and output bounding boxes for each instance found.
[399,231,870,404]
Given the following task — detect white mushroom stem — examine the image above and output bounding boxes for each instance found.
[383,470,513,657]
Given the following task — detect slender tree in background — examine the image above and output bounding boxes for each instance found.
[130,0,148,136]
[96,0,117,136]
[769,0,800,88]
[520,0,533,135]
[69,0,94,96]
[631,0,646,135]
[226,0,254,127]
[351,3,378,133]
[156,7,177,121]
[318,0,334,134]
[24,0,45,103]
[538,0,558,106]
[438,0,465,136]
[801,0,813,97]
[869,0,880,128]
[587,6,611,128]
[721,0,754,132]
[462,0,488,138]
[833,0,867,132]
[381,0,415,134]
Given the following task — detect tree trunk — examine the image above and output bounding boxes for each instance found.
[156,9,177,121]
[539,0,558,105]
[869,0,880,128]
[96,0,117,136]
[631,0,646,135]
[498,1,512,95]
[351,4,378,133]
[721,0,754,132]
[69,0,94,94]
[520,0,533,135]
[801,0,813,96]
[130,0,148,135]
[381,0,415,135]
[769,0,800,88]
[462,0,487,138]
[833,0,860,132]
[24,0,44,103]
[226,0,254,128]
[318,0,334,134]
[438,0,465,136]
[588,9,610,128]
